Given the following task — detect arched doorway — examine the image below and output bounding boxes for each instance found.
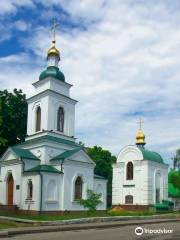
[7,173,14,205]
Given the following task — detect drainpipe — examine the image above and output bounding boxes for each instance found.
[20,157,25,172]
[39,171,43,213]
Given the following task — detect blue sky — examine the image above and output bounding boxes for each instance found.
[1,0,180,166]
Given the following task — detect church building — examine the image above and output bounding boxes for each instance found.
[0,27,107,213]
[112,123,168,210]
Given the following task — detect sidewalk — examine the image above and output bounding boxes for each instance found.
[0,217,180,238]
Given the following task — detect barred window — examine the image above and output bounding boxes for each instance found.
[57,107,64,132]
[74,176,83,200]
[35,106,41,132]
[126,162,133,180]
[27,180,33,199]
[125,195,133,204]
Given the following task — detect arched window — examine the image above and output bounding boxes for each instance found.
[27,180,33,199]
[57,107,64,132]
[125,195,133,204]
[74,176,83,200]
[155,172,161,203]
[35,106,41,132]
[126,162,133,180]
[47,180,56,200]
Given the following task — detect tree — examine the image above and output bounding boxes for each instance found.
[170,170,180,191]
[79,189,102,214]
[86,146,116,203]
[172,149,180,170]
[0,89,27,156]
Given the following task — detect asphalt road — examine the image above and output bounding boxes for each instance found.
[2,222,180,240]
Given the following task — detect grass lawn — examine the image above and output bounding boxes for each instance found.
[0,220,32,230]
[0,210,178,221]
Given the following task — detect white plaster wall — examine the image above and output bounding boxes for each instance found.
[62,162,94,211]
[27,92,75,138]
[41,172,63,211]
[147,161,168,204]
[27,95,48,135]
[47,94,75,137]
[94,178,107,210]
[0,163,22,206]
[112,162,124,205]
[112,160,149,205]
[33,78,70,97]
[21,174,40,211]
[23,159,40,171]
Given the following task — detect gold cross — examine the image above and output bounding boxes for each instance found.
[51,19,59,45]
[138,118,144,129]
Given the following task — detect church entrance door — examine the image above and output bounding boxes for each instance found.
[7,174,14,205]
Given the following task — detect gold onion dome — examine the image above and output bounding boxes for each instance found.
[136,128,146,146]
[47,45,60,60]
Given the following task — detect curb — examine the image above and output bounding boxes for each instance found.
[0,218,180,238]
[0,214,178,225]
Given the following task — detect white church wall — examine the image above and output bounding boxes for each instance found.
[94,178,107,210]
[33,78,70,97]
[47,95,75,138]
[0,163,22,206]
[41,173,62,211]
[147,161,168,204]
[21,174,40,211]
[23,159,40,171]
[112,162,124,205]
[27,95,48,136]
[62,162,94,211]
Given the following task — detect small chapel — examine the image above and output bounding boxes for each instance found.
[0,25,107,213]
[112,122,169,210]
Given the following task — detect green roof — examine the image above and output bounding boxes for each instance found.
[168,170,180,198]
[138,147,164,164]
[11,147,39,161]
[39,66,65,82]
[94,174,106,180]
[25,164,62,174]
[51,147,82,161]
[16,134,80,148]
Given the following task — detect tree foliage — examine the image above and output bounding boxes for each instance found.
[172,149,180,169]
[86,146,116,196]
[79,189,102,213]
[0,89,27,156]
[170,170,180,191]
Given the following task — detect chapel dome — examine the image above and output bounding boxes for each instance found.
[39,66,65,82]
[136,128,145,145]
[138,147,164,164]
[47,46,60,60]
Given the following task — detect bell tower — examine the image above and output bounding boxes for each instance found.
[26,20,77,141]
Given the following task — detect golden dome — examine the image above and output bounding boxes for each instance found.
[136,128,146,145]
[47,46,60,60]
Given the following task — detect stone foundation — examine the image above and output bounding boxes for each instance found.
[112,204,150,211]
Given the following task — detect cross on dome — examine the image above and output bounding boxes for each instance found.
[136,118,146,147]
[51,18,59,46]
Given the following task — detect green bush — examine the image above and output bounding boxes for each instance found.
[79,189,102,214]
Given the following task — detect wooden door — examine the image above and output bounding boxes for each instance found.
[7,174,14,205]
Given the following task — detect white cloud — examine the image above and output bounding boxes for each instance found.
[0,0,34,15]
[2,0,180,166]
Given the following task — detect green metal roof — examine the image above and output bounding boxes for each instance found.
[51,147,82,161]
[25,164,62,174]
[94,174,106,180]
[168,170,180,198]
[138,147,164,164]
[11,147,39,161]
[16,135,80,148]
[39,66,65,82]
